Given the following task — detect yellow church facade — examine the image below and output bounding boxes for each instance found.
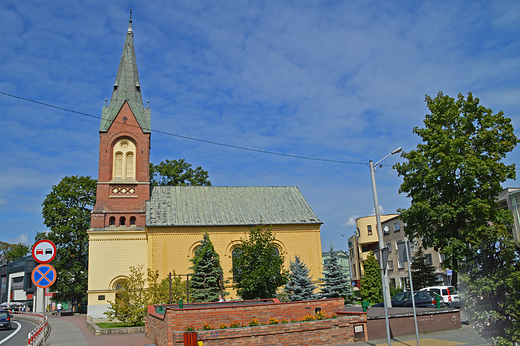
[87,20,323,318]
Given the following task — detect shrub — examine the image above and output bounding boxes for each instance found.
[219,323,227,329]
[201,322,214,330]
[249,318,259,327]
[268,318,279,325]
[185,325,195,331]
[230,321,241,328]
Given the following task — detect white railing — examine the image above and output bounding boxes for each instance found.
[26,314,47,346]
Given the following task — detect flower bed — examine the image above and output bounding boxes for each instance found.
[146,298,367,346]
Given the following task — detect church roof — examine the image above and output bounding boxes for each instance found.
[146,186,322,227]
[100,19,151,133]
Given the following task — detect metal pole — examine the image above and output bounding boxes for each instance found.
[169,272,172,304]
[42,287,46,343]
[370,160,392,346]
[406,240,420,346]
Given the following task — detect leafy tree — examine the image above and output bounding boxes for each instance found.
[39,175,96,304]
[5,243,30,262]
[360,251,382,304]
[232,225,288,299]
[155,272,187,304]
[319,246,353,303]
[459,235,520,345]
[105,265,158,326]
[394,91,518,286]
[150,159,211,186]
[283,255,319,301]
[410,246,441,290]
[189,233,226,302]
[0,242,29,265]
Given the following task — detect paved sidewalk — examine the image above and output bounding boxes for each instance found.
[44,314,491,346]
[351,323,491,346]
[45,314,153,346]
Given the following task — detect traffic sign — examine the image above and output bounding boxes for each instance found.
[31,264,57,289]
[32,239,56,264]
[447,269,453,276]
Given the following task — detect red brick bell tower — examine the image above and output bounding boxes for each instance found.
[90,17,151,230]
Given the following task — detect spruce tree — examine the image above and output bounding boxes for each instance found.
[189,233,226,302]
[411,246,441,289]
[283,255,319,301]
[360,251,383,304]
[320,245,353,303]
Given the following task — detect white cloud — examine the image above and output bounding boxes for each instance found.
[341,216,358,228]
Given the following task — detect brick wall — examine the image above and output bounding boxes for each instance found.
[146,299,367,346]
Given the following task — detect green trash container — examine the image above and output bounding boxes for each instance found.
[361,300,370,312]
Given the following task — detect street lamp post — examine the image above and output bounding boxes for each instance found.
[369,147,402,346]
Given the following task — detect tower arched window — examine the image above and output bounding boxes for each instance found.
[112,139,136,180]
[130,216,136,226]
[120,217,126,226]
[109,217,116,226]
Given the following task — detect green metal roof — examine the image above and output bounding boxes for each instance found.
[146,186,321,227]
[100,20,151,133]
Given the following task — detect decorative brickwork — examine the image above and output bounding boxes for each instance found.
[145,298,367,346]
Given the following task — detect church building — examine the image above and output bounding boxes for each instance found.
[87,19,323,318]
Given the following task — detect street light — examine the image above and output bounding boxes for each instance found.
[369,146,402,346]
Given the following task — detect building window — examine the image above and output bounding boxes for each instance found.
[367,225,372,235]
[425,253,433,265]
[389,278,396,287]
[112,139,136,180]
[398,259,405,269]
[387,260,394,270]
[386,242,392,252]
[394,222,400,232]
[130,216,136,225]
[120,217,126,226]
[439,253,446,263]
[109,217,115,226]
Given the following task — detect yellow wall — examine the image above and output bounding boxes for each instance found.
[87,224,322,316]
[87,229,148,314]
[147,224,323,299]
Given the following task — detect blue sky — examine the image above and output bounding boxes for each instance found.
[0,0,519,251]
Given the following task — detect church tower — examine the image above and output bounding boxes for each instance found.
[90,17,151,230]
[87,17,151,318]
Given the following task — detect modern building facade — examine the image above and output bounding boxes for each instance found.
[87,20,323,318]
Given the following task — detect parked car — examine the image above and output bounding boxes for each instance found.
[0,311,12,330]
[371,291,440,308]
[420,286,460,308]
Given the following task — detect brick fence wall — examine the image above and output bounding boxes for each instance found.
[146,299,367,346]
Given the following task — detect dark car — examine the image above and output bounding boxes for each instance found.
[0,311,12,330]
[372,291,439,308]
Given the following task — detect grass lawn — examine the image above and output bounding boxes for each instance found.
[96,322,144,329]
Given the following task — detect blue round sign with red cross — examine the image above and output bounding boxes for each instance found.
[32,264,57,289]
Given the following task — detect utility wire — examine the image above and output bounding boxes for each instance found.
[0,91,381,166]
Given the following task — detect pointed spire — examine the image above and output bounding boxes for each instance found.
[101,12,151,133]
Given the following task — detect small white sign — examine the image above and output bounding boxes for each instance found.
[354,325,363,333]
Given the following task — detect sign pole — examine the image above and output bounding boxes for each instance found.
[43,287,46,342]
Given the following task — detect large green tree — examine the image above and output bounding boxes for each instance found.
[360,251,382,304]
[39,175,96,304]
[5,243,30,262]
[232,225,288,299]
[189,233,226,302]
[394,91,518,286]
[150,159,211,186]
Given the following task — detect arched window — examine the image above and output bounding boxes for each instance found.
[109,217,116,226]
[129,216,136,226]
[120,217,126,226]
[231,247,243,283]
[112,139,136,180]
